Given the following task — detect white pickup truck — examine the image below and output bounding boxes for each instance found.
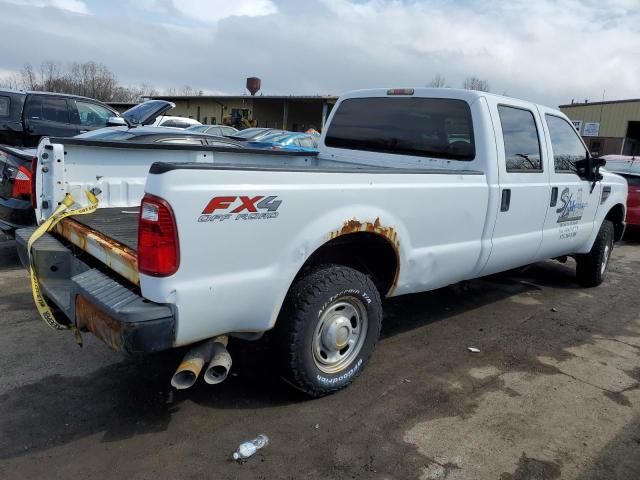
[16,88,627,396]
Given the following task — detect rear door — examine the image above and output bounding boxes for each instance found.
[537,108,601,258]
[24,95,76,145]
[480,100,550,275]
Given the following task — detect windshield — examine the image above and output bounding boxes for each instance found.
[122,100,174,126]
[231,128,270,139]
[186,125,209,132]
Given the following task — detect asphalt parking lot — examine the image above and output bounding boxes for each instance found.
[0,236,639,480]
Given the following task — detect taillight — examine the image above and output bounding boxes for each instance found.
[31,156,38,208]
[138,194,180,277]
[11,165,32,200]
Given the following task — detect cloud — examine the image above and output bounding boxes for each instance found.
[171,0,278,22]
[4,0,87,13]
[0,0,638,107]
[131,0,278,23]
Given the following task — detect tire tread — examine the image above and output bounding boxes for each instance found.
[276,265,382,397]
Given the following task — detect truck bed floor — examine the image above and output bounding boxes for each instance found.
[73,207,139,251]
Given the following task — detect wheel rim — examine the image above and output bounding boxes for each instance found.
[312,296,368,374]
[601,243,612,276]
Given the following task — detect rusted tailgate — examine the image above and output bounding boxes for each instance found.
[54,217,139,285]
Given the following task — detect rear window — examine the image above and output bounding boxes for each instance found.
[0,96,9,117]
[325,97,475,161]
[42,97,70,123]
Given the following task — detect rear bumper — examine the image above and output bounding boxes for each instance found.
[15,227,175,354]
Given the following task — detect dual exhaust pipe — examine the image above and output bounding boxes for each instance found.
[171,336,232,390]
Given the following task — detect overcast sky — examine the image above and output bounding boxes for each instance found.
[0,0,638,107]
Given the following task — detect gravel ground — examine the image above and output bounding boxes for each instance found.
[0,235,639,480]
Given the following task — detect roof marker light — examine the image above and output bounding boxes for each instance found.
[387,88,415,96]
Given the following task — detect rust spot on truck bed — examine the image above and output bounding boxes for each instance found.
[329,217,401,296]
[54,218,139,285]
[75,295,124,352]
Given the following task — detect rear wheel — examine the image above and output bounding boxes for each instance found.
[275,265,382,397]
[576,220,614,287]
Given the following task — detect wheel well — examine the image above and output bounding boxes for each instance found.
[605,203,625,241]
[298,232,399,296]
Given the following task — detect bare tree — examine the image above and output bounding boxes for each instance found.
[427,74,448,88]
[21,64,38,90]
[462,76,490,92]
[0,72,21,89]
[40,61,60,92]
[0,59,204,103]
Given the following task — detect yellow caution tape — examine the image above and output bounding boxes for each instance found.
[27,191,99,345]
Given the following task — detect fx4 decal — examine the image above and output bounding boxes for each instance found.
[198,195,282,222]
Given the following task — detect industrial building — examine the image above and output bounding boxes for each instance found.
[559,99,640,157]
[148,94,337,132]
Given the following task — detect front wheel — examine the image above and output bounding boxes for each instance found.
[275,265,382,397]
[576,220,614,287]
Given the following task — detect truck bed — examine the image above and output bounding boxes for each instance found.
[53,207,140,285]
[72,207,139,251]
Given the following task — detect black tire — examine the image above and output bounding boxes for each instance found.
[275,265,382,397]
[576,220,614,287]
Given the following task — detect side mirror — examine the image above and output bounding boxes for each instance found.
[107,116,127,127]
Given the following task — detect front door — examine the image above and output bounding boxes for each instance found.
[537,107,601,259]
[480,101,550,276]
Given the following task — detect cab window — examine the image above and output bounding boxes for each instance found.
[498,106,542,172]
[325,97,475,161]
[545,114,589,174]
[41,97,71,123]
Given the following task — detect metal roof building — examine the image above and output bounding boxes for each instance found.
[559,99,640,157]
[149,94,338,132]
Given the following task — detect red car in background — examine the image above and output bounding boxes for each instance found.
[601,155,640,227]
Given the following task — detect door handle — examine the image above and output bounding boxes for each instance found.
[550,187,558,207]
[500,189,511,212]
[79,130,88,133]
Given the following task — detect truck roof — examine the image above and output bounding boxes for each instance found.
[339,87,557,112]
[0,88,111,103]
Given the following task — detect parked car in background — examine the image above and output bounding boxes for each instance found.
[186,124,238,136]
[0,89,120,147]
[247,132,319,152]
[227,127,286,141]
[0,100,177,234]
[151,116,201,129]
[601,155,640,227]
[0,145,36,232]
[75,126,246,148]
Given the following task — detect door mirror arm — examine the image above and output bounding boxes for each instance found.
[589,156,606,193]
